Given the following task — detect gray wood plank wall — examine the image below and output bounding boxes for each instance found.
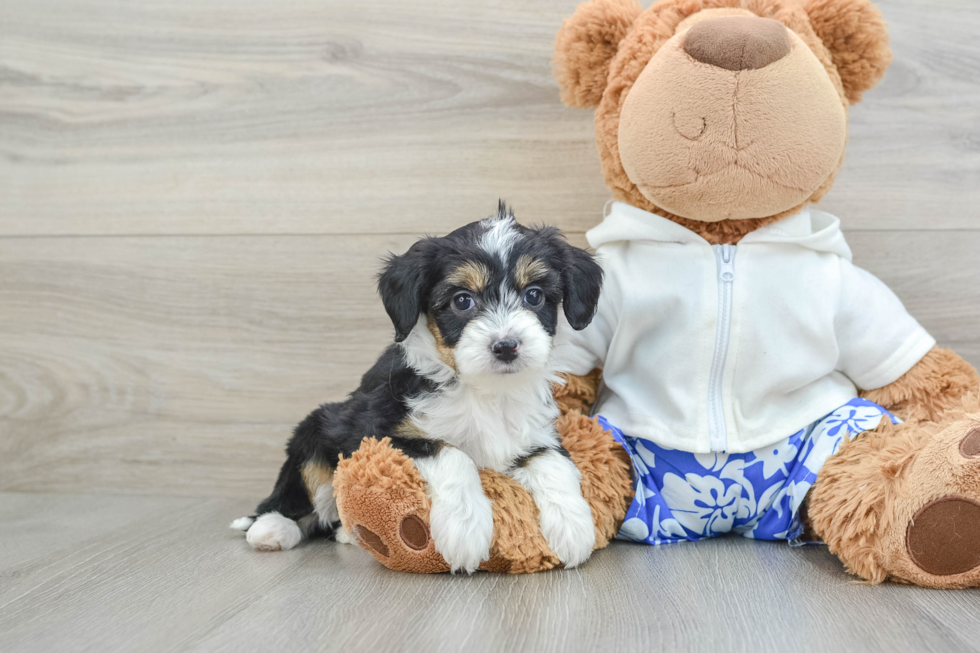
[2,0,979,499]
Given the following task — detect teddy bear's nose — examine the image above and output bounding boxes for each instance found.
[683,16,791,71]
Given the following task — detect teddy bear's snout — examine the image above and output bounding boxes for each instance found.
[616,10,848,222]
[683,16,791,72]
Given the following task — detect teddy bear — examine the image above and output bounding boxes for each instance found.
[332,0,980,588]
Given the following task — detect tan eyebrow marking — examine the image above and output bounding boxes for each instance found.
[515,255,549,287]
[446,261,490,292]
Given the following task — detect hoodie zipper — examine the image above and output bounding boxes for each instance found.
[708,244,736,452]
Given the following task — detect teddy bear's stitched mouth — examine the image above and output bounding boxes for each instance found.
[636,165,810,196]
[672,111,707,141]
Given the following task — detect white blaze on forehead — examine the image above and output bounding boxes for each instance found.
[478,216,522,264]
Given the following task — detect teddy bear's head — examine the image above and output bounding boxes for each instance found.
[555,0,891,242]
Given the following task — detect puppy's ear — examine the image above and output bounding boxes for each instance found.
[554,0,643,108]
[561,245,603,331]
[378,239,434,343]
[804,0,892,104]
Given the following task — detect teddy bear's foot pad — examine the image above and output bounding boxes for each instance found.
[398,515,430,550]
[354,526,390,557]
[904,424,980,579]
[352,515,430,560]
[959,427,980,458]
[906,496,980,576]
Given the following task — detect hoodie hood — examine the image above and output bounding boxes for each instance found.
[586,202,853,261]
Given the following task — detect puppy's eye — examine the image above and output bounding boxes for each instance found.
[523,287,543,307]
[453,292,475,312]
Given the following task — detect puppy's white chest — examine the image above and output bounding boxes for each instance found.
[410,383,559,471]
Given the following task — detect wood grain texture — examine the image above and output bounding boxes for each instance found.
[2,231,980,497]
[1,492,979,653]
[0,234,407,497]
[1,0,979,236]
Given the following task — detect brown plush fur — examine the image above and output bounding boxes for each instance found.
[806,347,980,586]
[560,409,636,547]
[803,0,892,104]
[807,416,917,584]
[860,346,980,422]
[554,0,644,108]
[552,0,895,242]
[809,393,980,587]
[616,16,848,223]
[584,0,849,238]
[334,436,449,574]
[554,368,603,414]
[552,0,893,241]
[334,372,634,574]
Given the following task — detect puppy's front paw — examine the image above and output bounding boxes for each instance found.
[428,493,494,574]
[539,496,596,569]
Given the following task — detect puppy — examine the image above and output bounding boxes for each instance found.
[230,203,603,572]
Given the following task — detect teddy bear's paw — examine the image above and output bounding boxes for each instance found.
[905,496,980,579]
[957,424,980,460]
[901,422,980,582]
[349,514,428,553]
[428,492,494,574]
[538,494,596,569]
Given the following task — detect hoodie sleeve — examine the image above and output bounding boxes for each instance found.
[834,259,936,391]
[552,249,619,376]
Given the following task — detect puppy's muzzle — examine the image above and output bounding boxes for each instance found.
[491,339,520,363]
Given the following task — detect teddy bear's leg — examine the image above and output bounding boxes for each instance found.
[331,437,449,573]
[332,436,561,573]
[332,411,634,574]
[807,407,980,587]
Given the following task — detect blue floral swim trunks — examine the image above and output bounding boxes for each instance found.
[601,397,898,545]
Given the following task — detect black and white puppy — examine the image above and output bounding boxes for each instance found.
[230,203,603,572]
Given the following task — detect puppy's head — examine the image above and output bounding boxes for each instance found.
[378,202,602,385]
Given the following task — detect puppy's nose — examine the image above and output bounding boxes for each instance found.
[683,16,791,71]
[491,339,520,363]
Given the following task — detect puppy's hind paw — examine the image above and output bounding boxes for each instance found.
[332,522,357,545]
[245,512,303,552]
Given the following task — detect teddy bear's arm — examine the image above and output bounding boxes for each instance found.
[554,369,603,415]
[859,346,980,421]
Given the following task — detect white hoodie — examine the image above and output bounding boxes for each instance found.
[555,202,935,454]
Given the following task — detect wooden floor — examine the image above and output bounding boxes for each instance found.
[1,491,979,653]
[3,0,980,650]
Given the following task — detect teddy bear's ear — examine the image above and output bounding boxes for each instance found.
[554,0,643,108]
[803,0,893,104]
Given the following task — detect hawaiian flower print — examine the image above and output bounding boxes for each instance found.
[822,402,890,438]
[661,472,740,536]
[600,399,898,545]
[747,439,799,479]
